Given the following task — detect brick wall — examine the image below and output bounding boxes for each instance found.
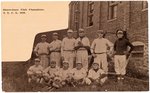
[68,1,148,76]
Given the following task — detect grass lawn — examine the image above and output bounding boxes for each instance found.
[2,61,149,92]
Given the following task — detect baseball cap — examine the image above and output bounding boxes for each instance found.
[79,28,84,32]
[34,58,40,62]
[53,32,58,36]
[93,62,99,65]
[63,61,69,64]
[97,30,105,34]
[41,34,47,38]
[67,29,73,33]
[117,30,124,34]
[76,62,82,64]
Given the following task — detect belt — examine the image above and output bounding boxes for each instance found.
[78,48,87,51]
[39,53,48,55]
[51,50,61,52]
[94,52,106,54]
[64,50,74,51]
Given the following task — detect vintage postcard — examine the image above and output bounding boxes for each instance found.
[2,1,149,92]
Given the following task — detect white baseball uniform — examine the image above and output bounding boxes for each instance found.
[87,68,105,80]
[59,68,72,81]
[61,37,76,69]
[71,68,87,80]
[27,65,44,77]
[34,42,50,68]
[75,37,90,70]
[91,38,113,73]
[43,66,60,78]
[49,39,61,67]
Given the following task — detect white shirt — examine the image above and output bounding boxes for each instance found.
[75,37,90,50]
[88,68,105,80]
[27,65,43,75]
[44,66,60,77]
[71,68,87,80]
[59,68,72,80]
[91,38,113,53]
[49,39,61,51]
[61,37,76,55]
[34,42,50,55]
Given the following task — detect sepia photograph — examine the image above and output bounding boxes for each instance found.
[2,1,149,92]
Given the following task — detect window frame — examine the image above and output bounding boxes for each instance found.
[87,1,94,27]
[142,1,148,11]
[108,1,118,20]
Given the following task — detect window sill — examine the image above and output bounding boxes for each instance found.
[85,25,93,29]
[142,8,148,12]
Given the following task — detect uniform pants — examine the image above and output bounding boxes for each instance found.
[114,55,127,75]
[50,52,61,67]
[76,50,88,70]
[63,51,75,69]
[94,53,108,74]
[39,55,49,69]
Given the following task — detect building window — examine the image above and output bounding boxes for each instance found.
[142,1,148,10]
[131,41,145,58]
[87,1,94,26]
[108,2,118,20]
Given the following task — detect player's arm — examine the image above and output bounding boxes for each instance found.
[99,69,107,79]
[82,38,90,50]
[61,39,65,61]
[91,40,96,57]
[34,44,39,56]
[127,40,134,53]
[106,39,113,52]
[54,41,62,52]
[74,39,82,50]
[27,67,33,75]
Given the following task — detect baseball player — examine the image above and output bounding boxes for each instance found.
[59,61,72,86]
[114,30,134,81]
[34,34,50,69]
[49,32,62,67]
[75,29,90,70]
[91,30,113,74]
[71,62,87,85]
[43,61,60,82]
[27,58,44,83]
[61,29,76,69]
[85,63,107,85]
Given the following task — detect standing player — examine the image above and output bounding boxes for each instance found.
[114,30,134,81]
[49,32,62,67]
[91,30,113,74]
[75,29,90,70]
[34,34,50,68]
[61,29,76,69]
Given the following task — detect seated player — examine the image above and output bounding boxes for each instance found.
[59,61,73,86]
[42,61,60,88]
[71,62,87,85]
[27,58,44,83]
[85,63,107,85]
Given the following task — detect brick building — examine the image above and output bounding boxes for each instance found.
[68,1,148,76]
